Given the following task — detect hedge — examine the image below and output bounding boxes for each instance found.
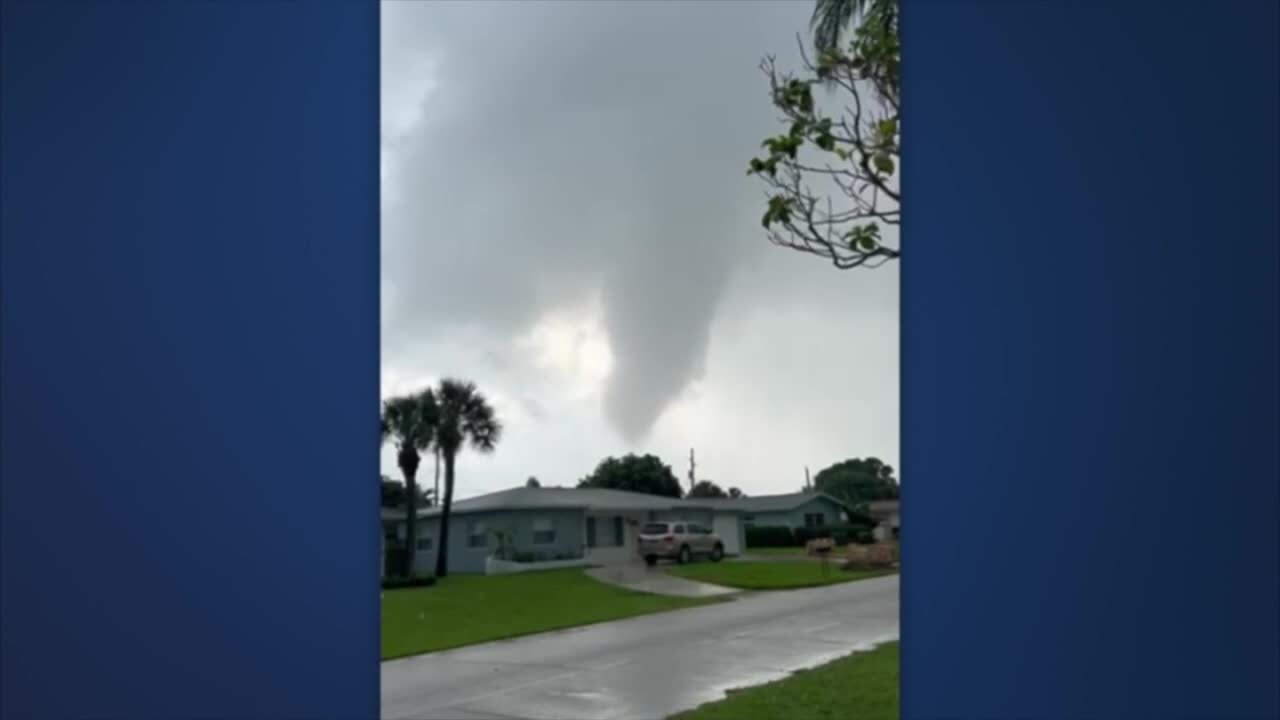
[747,523,880,549]
[794,523,876,546]
[745,525,796,548]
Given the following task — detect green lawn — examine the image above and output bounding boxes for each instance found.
[669,642,899,720]
[748,546,846,557]
[381,569,722,660]
[667,561,894,590]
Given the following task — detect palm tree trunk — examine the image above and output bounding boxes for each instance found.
[435,451,456,578]
[403,470,418,577]
[434,447,441,508]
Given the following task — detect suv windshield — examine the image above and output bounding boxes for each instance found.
[641,523,669,535]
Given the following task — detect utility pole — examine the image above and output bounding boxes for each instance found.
[688,448,697,493]
[804,466,812,492]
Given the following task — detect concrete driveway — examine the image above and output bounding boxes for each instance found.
[584,563,739,598]
[381,574,898,720]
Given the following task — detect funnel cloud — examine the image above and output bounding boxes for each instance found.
[381,1,899,496]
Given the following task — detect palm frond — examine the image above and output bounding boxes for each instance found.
[434,378,503,454]
[810,0,863,55]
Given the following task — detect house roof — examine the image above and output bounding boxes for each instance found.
[389,486,723,519]
[384,487,851,521]
[696,491,849,514]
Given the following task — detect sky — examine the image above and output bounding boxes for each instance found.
[380,1,899,500]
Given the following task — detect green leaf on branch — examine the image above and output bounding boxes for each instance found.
[873,153,895,174]
[845,224,881,252]
[762,196,792,228]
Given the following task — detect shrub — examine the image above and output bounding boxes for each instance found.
[745,525,796,548]
[381,575,436,590]
[795,523,873,546]
[508,550,584,563]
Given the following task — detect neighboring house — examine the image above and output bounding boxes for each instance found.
[867,498,900,540]
[697,491,851,533]
[382,486,752,576]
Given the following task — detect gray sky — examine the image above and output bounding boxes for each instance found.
[381,1,899,499]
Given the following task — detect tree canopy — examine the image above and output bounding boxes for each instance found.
[750,0,899,269]
[728,487,746,499]
[578,454,684,498]
[812,457,899,505]
[525,476,541,488]
[688,480,728,499]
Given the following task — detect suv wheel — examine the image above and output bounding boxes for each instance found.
[678,545,692,564]
[644,555,657,567]
[710,544,724,562]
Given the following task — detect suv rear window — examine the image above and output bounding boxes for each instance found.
[641,523,669,535]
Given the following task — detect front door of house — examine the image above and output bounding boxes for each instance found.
[586,514,633,564]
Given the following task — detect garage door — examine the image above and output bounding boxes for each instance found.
[712,513,741,555]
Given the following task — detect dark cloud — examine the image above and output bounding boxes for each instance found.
[382,1,817,442]
[382,1,898,460]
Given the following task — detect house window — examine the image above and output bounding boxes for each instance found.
[804,513,826,527]
[586,517,598,547]
[532,517,556,545]
[415,533,433,551]
[613,516,624,547]
[468,521,488,548]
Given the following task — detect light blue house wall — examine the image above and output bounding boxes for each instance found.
[743,495,846,530]
[652,508,714,526]
[408,508,587,575]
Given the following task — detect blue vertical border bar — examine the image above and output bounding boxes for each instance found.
[904,0,1278,718]
[1,1,380,718]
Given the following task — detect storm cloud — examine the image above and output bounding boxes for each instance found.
[381,1,899,493]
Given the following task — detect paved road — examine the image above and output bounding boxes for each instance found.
[382,574,898,720]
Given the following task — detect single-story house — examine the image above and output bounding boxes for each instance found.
[382,486,754,576]
[696,491,851,532]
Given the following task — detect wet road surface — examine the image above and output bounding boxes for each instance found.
[381,573,898,720]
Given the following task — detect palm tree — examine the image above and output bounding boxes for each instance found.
[811,0,895,55]
[432,378,502,578]
[380,390,438,577]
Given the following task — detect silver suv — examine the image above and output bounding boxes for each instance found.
[637,521,724,566]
